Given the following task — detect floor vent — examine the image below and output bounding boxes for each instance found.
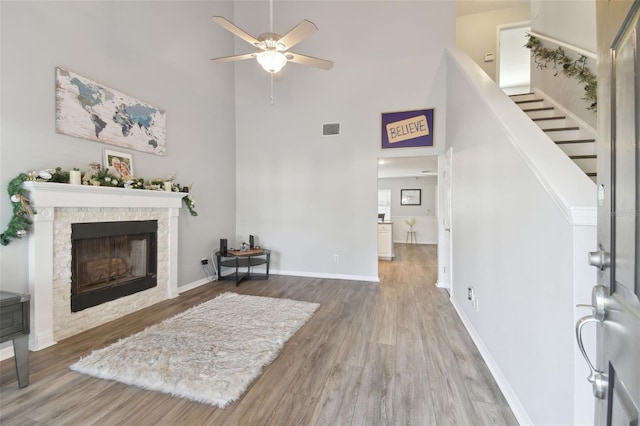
[323,123,340,136]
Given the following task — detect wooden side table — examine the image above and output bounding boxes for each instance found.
[0,291,30,388]
[215,248,271,286]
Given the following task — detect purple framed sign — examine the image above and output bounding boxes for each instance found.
[381,108,434,149]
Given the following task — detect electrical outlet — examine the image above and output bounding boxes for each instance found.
[467,286,475,301]
[334,254,340,263]
[201,258,208,265]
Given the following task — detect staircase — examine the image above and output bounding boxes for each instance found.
[510,92,597,181]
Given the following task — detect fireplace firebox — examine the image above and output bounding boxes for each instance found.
[71,220,158,312]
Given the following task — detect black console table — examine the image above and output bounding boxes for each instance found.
[215,248,271,286]
[0,291,30,388]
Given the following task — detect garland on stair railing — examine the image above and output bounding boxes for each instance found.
[525,34,597,112]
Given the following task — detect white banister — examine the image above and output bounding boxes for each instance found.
[527,31,596,59]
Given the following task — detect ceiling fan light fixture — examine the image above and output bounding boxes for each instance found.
[256,50,287,73]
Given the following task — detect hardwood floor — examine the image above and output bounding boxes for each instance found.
[0,244,518,425]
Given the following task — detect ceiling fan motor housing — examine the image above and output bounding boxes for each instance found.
[257,33,286,51]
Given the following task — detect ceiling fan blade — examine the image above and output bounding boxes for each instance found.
[211,16,261,48]
[278,20,318,50]
[210,53,256,63]
[286,52,333,70]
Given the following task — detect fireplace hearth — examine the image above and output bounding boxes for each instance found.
[71,220,158,312]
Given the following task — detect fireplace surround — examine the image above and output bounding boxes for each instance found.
[23,182,184,350]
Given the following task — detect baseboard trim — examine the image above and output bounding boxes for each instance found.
[393,240,438,245]
[450,296,534,426]
[0,344,13,361]
[177,278,215,293]
[435,280,450,289]
[273,269,380,283]
[176,270,380,294]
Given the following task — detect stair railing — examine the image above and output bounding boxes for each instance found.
[526,31,596,59]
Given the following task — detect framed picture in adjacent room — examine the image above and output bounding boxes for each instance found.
[400,189,421,205]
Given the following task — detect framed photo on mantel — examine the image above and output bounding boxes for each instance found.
[401,189,421,206]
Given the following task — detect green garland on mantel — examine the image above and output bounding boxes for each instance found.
[525,34,597,112]
[1,167,197,246]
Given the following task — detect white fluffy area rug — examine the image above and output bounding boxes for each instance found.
[70,292,319,408]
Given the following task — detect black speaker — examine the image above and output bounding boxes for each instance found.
[249,235,254,249]
[220,238,227,255]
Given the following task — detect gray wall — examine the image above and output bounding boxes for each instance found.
[530,0,598,128]
[378,176,438,244]
[232,1,455,280]
[378,176,436,217]
[0,1,237,293]
[457,5,531,82]
[446,49,595,426]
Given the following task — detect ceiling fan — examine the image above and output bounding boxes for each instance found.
[210,13,333,74]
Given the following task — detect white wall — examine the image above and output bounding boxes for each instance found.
[0,1,237,294]
[457,5,531,81]
[378,176,438,244]
[231,1,455,280]
[446,48,596,426]
[531,0,596,53]
[529,0,598,128]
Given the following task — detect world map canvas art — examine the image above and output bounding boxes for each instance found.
[55,68,166,156]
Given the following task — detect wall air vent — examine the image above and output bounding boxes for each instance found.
[323,123,340,136]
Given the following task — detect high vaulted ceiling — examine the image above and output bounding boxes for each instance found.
[456,0,530,17]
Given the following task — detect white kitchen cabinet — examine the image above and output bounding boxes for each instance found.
[378,222,394,260]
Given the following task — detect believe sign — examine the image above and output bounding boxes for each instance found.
[381,109,434,149]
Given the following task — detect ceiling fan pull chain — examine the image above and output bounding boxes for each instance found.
[270,74,275,106]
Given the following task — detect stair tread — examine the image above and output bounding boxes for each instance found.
[509,92,535,97]
[586,172,597,177]
[532,116,567,121]
[555,139,596,144]
[522,106,555,112]
[515,99,544,104]
[543,126,580,132]
[570,154,597,159]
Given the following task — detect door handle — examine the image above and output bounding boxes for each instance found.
[575,285,608,399]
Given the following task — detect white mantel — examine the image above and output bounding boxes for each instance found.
[24,181,185,209]
[24,182,184,350]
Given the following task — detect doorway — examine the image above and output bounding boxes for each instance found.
[377,156,441,281]
[497,22,531,95]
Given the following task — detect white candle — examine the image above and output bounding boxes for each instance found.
[164,181,172,192]
[70,170,82,185]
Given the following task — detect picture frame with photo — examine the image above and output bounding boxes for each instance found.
[400,189,421,206]
[103,149,134,180]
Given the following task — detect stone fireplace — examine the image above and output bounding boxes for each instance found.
[24,182,184,351]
